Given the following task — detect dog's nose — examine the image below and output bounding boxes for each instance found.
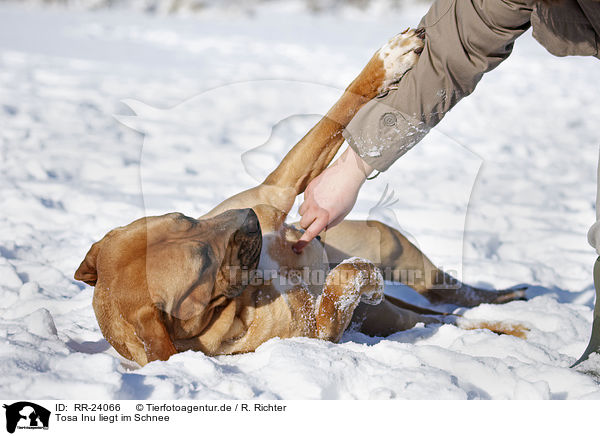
[241,210,259,235]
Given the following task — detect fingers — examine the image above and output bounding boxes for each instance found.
[298,204,316,229]
[303,216,328,242]
[298,199,308,216]
[293,215,328,254]
[298,202,328,237]
[292,240,308,254]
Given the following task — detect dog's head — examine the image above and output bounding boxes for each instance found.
[74,208,262,319]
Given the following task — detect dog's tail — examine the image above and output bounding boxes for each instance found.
[458,319,529,339]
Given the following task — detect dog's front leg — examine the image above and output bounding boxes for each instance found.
[314,258,384,342]
[203,29,424,220]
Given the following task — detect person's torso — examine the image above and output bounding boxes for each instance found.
[532,0,599,58]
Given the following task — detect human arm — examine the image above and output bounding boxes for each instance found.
[293,146,373,254]
[345,0,536,171]
[294,0,536,252]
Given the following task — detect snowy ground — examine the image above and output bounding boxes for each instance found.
[2,1,600,400]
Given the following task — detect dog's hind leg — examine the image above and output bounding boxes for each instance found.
[351,299,442,337]
[321,219,526,307]
[351,299,528,339]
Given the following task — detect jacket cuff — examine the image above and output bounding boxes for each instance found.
[342,95,430,172]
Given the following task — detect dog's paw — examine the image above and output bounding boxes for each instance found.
[359,265,384,306]
[491,286,528,304]
[377,27,425,93]
[336,257,385,306]
[360,288,384,305]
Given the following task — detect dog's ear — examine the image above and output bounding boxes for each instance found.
[74,239,103,286]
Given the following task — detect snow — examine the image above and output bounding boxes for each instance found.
[1,1,600,400]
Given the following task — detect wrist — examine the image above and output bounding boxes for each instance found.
[338,146,374,182]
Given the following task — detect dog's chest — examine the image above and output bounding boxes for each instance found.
[257,226,328,297]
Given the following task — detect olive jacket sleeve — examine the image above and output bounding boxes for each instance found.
[343,0,599,172]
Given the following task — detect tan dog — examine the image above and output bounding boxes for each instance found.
[75,29,525,366]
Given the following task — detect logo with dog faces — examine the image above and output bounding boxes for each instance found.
[3,402,50,433]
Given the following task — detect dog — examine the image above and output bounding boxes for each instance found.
[75,29,525,366]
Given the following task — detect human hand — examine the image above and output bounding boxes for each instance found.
[293,147,374,253]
